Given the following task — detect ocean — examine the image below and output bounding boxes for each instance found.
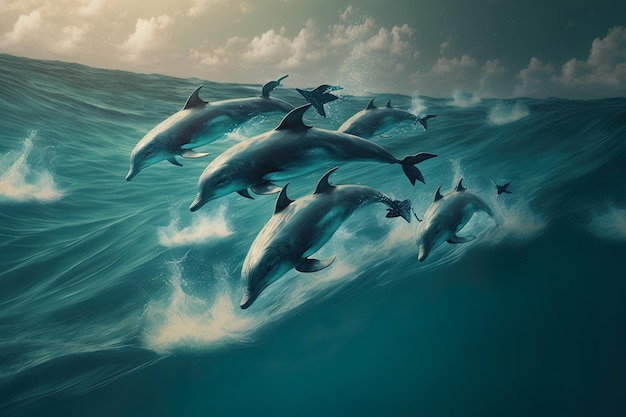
[1,53,625,416]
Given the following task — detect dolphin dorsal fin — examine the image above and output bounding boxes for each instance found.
[455,179,466,192]
[366,98,377,110]
[314,167,339,194]
[275,104,311,130]
[386,100,392,108]
[183,86,208,110]
[274,184,294,214]
[261,75,289,98]
[434,186,444,202]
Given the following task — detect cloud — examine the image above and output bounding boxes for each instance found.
[189,16,420,93]
[118,15,174,62]
[3,9,44,45]
[339,5,353,22]
[516,26,626,98]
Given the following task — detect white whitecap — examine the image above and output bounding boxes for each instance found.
[450,90,481,107]
[588,206,626,241]
[0,131,63,203]
[157,204,232,247]
[487,101,530,125]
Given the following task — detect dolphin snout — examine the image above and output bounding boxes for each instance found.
[240,289,257,310]
[417,245,428,262]
[125,166,138,181]
[189,194,206,212]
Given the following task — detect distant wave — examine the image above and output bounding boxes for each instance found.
[587,205,626,241]
[0,131,63,203]
[487,101,530,125]
[450,90,481,107]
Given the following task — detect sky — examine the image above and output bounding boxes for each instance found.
[1,0,625,99]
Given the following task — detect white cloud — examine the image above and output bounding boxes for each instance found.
[118,15,174,62]
[339,6,353,22]
[3,9,44,45]
[53,24,92,54]
[432,55,477,74]
[515,26,626,98]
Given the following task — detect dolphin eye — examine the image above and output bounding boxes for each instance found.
[266,264,274,272]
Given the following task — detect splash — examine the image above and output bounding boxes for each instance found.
[144,214,398,353]
[450,90,481,107]
[157,204,233,247]
[410,92,427,116]
[487,101,530,125]
[0,131,63,202]
[587,205,626,241]
[336,43,374,96]
[142,260,256,353]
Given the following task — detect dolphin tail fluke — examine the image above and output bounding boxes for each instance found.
[399,152,438,185]
[386,199,412,223]
[416,114,437,130]
[297,85,341,118]
[296,88,312,101]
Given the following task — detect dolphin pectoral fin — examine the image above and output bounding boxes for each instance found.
[250,182,282,195]
[447,234,475,244]
[295,257,336,273]
[167,157,183,166]
[180,149,210,159]
[237,189,254,199]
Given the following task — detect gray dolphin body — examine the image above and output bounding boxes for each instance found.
[338,99,436,139]
[416,180,494,262]
[240,167,412,309]
[189,104,437,211]
[126,76,293,181]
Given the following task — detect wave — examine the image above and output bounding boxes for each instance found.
[157,204,233,247]
[450,90,481,107]
[144,211,402,353]
[0,131,63,203]
[587,205,626,241]
[487,101,530,125]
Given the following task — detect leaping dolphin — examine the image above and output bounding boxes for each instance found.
[125,76,293,181]
[416,179,494,262]
[338,98,436,139]
[189,104,437,211]
[296,84,343,117]
[240,167,412,309]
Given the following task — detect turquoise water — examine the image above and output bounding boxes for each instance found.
[1,53,625,416]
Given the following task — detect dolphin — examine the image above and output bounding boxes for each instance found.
[125,75,293,181]
[416,179,494,262]
[240,167,412,309]
[338,98,437,139]
[491,180,512,198]
[296,84,343,117]
[189,104,437,211]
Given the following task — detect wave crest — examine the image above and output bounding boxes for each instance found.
[0,131,63,203]
[488,101,530,125]
[157,204,233,247]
